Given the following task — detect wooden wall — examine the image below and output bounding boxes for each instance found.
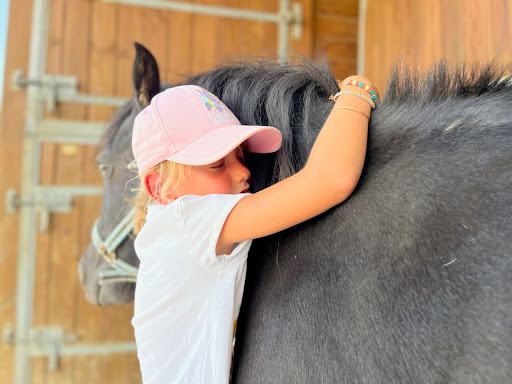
[0,0,358,382]
[364,0,512,95]
[313,0,358,79]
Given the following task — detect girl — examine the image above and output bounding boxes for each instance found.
[131,77,379,383]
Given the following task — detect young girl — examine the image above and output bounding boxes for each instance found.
[131,77,379,383]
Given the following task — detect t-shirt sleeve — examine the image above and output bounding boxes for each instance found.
[178,194,252,270]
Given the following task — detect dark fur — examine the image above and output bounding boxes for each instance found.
[79,45,512,382]
[232,63,512,383]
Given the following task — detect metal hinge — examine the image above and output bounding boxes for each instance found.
[3,325,137,371]
[3,326,78,371]
[11,70,127,113]
[5,186,102,232]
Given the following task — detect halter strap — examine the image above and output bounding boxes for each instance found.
[90,159,140,285]
[91,206,138,285]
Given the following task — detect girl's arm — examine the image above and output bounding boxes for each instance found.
[216,76,377,254]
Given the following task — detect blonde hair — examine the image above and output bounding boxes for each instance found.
[133,161,191,234]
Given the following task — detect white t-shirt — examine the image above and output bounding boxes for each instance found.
[132,194,252,384]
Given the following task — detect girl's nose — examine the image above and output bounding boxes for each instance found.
[233,158,251,183]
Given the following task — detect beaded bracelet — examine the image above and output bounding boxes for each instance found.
[344,80,378,102]
[329,90,376,109]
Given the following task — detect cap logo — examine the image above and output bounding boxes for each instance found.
[196,89,238,126]
[198,90,224,113]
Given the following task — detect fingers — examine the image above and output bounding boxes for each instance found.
[336,76,381,103]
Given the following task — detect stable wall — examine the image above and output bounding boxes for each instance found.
[364,0,512,95]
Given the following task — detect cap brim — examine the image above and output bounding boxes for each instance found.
[166,125,282,166]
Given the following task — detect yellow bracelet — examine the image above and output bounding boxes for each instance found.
[332,106,370,120]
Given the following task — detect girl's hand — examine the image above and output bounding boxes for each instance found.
[337,76,381,103]
[217,76,373,252]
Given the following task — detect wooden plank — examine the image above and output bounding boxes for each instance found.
[463,0,492,63]
[47,0,91,382]
[102,304,139,384]
[364,0,387,93]
[74,145,105,382]
[240,0,268,57]
[416,0,442,67]
[46,0,66,75]
[398,0,415,67]
[290,0,313,58]
[57,0,89,122]
[326,58,357,81]
[378,0,403,90]
[316,0,359,16]
[45,0,67,119]
[139,7,168,74]
[117,4,142,97]
[87,1,118,121]
[440,0,465,63]
[313,37,357,61]
[314,14,357,41]
[126,351,142,384]
[139,8,169,85]
[216,0,242,64]
[364,0,511,98]
[507,0,512,67]
[73,142,105,382]
[73,196,105,384]
[70,3,115,383]
[191,0,218,73]
[167,9,193,83]
[490,0,509,62]
[312,0,356,74]
[264,0,279,58]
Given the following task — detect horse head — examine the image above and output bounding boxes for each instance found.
[78,43,161,305]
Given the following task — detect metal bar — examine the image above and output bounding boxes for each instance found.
[34,185,103,197]
[15,0,50,382]
[277,0,290,63]
[54,92,127,107]
[103,0,301,62]
[103,0,284,23]
[29,342,137,357]
[357,0,368,75]
[37,119,107,144]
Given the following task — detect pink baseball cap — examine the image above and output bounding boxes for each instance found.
[132,85,282,173]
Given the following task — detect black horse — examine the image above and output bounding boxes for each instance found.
[79,43,512,382]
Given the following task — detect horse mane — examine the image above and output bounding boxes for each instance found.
[181,59,339,185]
[384,61,509,106]
[98,59,510,189]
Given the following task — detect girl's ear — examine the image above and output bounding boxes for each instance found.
[144,171,168,202]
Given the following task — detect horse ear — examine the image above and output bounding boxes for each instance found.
[133,42,161,108]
